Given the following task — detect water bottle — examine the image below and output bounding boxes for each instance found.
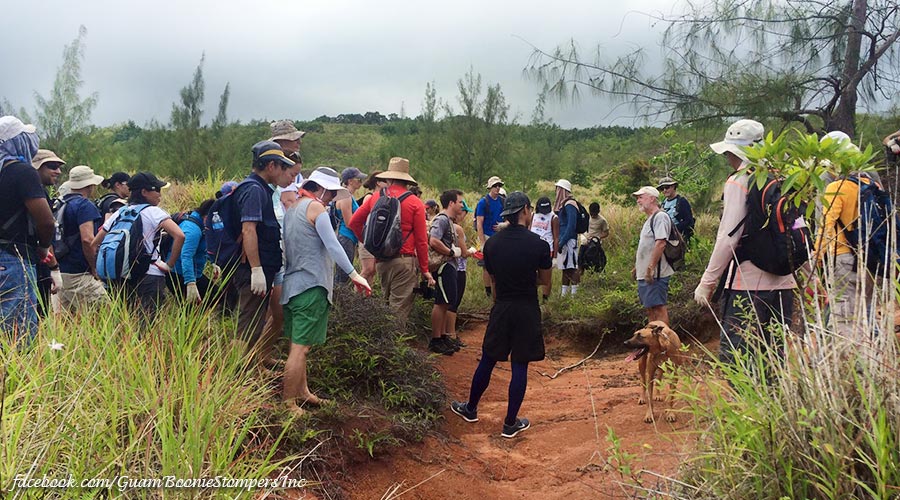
[211,212,224,231]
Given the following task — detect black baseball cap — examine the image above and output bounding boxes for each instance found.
[128,172,170,192]
[101,172,130,189]
[500,191,531,217]
[535,196,552,215]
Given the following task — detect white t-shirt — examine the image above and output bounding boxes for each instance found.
[530,212,556,252]
[102,205,171,277]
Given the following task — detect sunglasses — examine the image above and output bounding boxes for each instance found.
[42,163,62,171]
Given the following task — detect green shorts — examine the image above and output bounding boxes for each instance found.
[284,287,331,346]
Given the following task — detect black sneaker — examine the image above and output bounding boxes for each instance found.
[501,418,530,438]
[442,334,462,351]
[429,338,455,355]
[451,335,467,348]
[450,401,478,422]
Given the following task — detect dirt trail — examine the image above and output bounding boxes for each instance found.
[343,323,717,499]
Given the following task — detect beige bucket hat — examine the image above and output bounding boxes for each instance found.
[376,157,417,185]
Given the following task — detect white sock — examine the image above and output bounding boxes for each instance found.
[561,285,570,296]
[570,285,578,295]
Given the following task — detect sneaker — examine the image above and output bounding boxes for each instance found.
[450,335,467,348]
[429,338,455,355]
[501,418,530,438]
[442,334,462,351]
[450,401,478,422]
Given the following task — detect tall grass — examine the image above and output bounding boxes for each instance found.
[677,252,900,498]
[1,299,302,497]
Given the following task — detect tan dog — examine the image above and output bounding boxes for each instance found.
[624,321,685,423]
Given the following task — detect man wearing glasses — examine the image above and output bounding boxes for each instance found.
[33,149,67,317]
[657,176,695,245]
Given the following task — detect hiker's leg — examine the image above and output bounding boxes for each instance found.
[467,351,497,410]
[258,281,284,367]
[505,361,529,426]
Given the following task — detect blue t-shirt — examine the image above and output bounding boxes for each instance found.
[475,194,505,237]
[337,197,360,243]
[236,173,282,273]
[170,211,207,284]
[58,194,102,274]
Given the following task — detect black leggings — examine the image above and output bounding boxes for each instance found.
[467,350,528,426]
[449,270,466,313]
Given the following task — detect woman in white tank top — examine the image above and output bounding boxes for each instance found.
[529,197,558,300]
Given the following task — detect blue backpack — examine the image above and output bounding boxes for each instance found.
[205,180,253,269]
[839,176,900,275]
[96,204,152,281]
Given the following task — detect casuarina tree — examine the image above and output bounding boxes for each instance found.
[527,0,900,137]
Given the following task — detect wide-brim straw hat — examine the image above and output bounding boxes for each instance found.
[376,157,417,185]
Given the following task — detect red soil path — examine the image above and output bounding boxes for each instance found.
[341,322,718,499]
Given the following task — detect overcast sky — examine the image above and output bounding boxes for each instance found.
[2,0,680,129]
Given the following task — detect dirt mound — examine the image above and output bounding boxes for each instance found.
[341,323,718,499]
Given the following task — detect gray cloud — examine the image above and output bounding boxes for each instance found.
[3,0,670,129]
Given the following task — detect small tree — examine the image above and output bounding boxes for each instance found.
[33,25,98,149]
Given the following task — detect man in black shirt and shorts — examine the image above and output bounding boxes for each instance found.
[451,191,552,438]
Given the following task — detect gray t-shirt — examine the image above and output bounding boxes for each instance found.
[635,211,674,280]
[429,212,457,270]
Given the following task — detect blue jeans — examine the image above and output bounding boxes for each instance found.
[0,248,39,345]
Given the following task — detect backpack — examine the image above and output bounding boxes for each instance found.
[95,193,121,215]
[51,196,84,261]
[650,212,687,271]
[363,188,413,260]
[728,175,812,276]
[159,211,203,261]
[838,176,900,275]
[204,181,251,269]
[96,204,153,281]
[427,213,457,273]
[566,198,590,234]
[580,237,607,273]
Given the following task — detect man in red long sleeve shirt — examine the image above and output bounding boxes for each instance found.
[349,157,434,327]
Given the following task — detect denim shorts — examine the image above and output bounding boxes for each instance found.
[637,276,670,308]
[274,266,285,287]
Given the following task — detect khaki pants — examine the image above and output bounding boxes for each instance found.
[59,272,109,311]
[830,253,873,338]
[376,256,418,326]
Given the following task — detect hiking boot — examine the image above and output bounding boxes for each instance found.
[442,334,463,350]
[429,338,455,355]
[501,418,531,438]
[450,401,478,422]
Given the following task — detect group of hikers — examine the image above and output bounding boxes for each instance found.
[0,113,897,437]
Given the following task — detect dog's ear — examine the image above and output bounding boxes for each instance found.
[650,324,665,337]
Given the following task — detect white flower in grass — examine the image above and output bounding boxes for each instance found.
[48,339,64,351]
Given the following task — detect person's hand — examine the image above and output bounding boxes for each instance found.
[450,246,462,258]
[694,283,714,306]
[154,260,172,273]
[348,270,372,297]
[891,140,900,154]
[467,246,477,256]
[423,272,436,287]
[494,221,510,232]
[631,267,637,280]
[250,266,267,296]
[186,282,201,303]
[645,266,655,284]
[50,269,62,294]
[211,264,222,281]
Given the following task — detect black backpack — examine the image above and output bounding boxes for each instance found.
[159,211,203,261]
[51,196,81,260]
[650,212,687,271]
[95,193,122,215]
[580,237,607,273]
[837,176,900,275]
[565,198,590,234]
[363,188,413,260]
[729,175,812,276]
